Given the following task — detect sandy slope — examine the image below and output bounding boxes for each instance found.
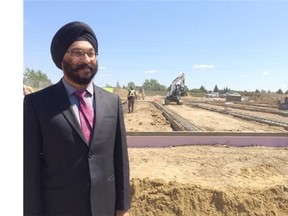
[128,145,288,216]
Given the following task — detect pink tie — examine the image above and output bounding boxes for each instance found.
[74,90,94,143]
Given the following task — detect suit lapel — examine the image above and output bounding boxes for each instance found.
[90,85,105,147]
[52,81,87,143]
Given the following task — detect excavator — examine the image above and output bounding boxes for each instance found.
[164,73,186,105]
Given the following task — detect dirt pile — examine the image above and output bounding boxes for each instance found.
[129,178,288,216]
[128,145,288,216]
[244,93,287,105]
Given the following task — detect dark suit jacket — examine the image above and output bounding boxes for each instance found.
[24,80,131,216]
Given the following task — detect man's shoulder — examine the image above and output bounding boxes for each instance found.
[94,85,120,99]
[26,83,55,97]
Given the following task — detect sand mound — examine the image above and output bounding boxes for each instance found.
[130,178,288,216]
[128,145,288,215]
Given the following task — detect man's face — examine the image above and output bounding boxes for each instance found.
[62,40,98,86]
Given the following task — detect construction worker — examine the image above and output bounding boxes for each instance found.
[127,87,136,113]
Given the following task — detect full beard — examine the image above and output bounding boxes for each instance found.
[62,61,98,86]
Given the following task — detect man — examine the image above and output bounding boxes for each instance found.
[127,87,136,113]
[24,21,131,216]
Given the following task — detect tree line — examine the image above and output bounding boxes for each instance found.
[24,68,287,94]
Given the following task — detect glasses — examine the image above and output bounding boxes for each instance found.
[66,49,98,59]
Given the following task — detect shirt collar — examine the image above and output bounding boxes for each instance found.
[62,78,94,97]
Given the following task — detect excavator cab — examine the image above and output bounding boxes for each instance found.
[165,84,184,105]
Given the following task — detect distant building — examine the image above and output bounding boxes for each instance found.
[226,93,242,102]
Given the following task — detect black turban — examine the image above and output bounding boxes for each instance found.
[50,21,98,69]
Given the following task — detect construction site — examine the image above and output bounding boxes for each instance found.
[122,73,288,136]
[124,95,288,134]
[116,73,288,216]
[24,82,288,215]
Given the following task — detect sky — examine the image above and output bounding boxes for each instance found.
[24,0,288,92]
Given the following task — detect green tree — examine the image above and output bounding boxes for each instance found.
[213,85,219,92]
[142,79,166,91]
[23,67,52,90]
[127,81,136,89]
[261,89,267,93]
[105,84,113,88]
[199,85,207,93]
[222,87,230,94]
[116,81,121,88]
[276,89,283,94]
[183,85,189,92]
[190,88,203,93]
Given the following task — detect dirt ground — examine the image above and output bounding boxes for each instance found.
[124,96,287,133]
[124,100,173,132]
[124,96,288,216]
